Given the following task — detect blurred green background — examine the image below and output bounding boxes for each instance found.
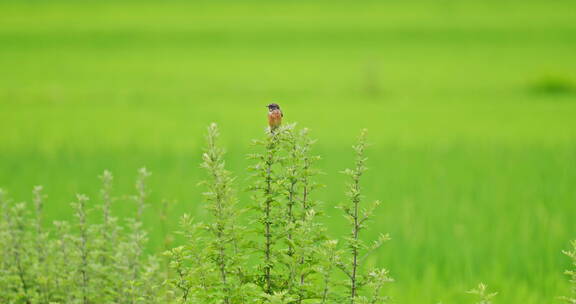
[1,0,575,302]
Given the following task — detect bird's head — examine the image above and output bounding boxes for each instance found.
[267,103,280,111]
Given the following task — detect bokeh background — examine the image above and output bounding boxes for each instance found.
[1,0,575,302]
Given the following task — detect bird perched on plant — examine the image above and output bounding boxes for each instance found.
[267,103,283,131]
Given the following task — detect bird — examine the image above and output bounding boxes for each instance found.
[267,103,283,131]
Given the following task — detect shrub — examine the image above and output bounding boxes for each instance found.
[163,123,393,303]
[0,170,161,303]
[335,129,392,304]
[0,122,393,303]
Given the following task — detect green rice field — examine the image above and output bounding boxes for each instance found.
[1,0,576,302]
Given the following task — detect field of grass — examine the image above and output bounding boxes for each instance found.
[1,0,576,302]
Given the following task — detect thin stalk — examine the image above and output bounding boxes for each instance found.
[262,129,280,294]
[286,131,299,258]
[6,203,32,304]
[350,177,360,303]
[343,129,368,304]
[297,132,313,304]
[73,194,90,304]
[203,123,237,303]
[287,179,297,256]
[264,139,274,294]
[32,186,51,303]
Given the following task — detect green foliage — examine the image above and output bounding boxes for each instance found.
[164,123,252,303]
[467,283,497,304]
[0,170,162,303]
[560,240,576,303]
[336,129,392,304]
[162,123,393,303]
[2,122,575,304]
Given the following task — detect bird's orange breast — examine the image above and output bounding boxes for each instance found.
[268,110,282,128]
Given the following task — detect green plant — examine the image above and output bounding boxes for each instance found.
[164,123,253,303]
[561,240,576,303]
[164,123,392,303]
[0,169,162,304]
[336,129,392,304]
[0,123,394,304]
[468,283,497,304]
[247,123,327,301]
[249,124,287,295]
